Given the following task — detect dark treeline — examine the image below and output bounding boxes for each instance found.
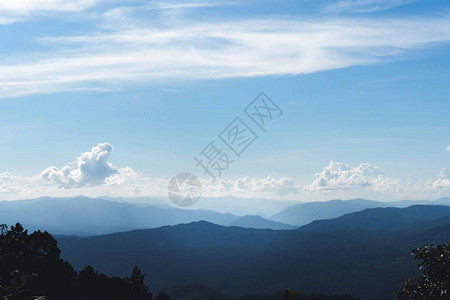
[0,223,168,300]
[2,222,446,300]
[0,223,360,300]
[0,223,363,300]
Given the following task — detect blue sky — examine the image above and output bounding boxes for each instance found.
[0,0,449,202]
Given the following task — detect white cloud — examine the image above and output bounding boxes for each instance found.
[1,15,450,98]
[0,0,99,23]
[405,168,450,194]
[156,1,230,10]
[202,176,298,199]
[0,144,449,202]
[41,142,118,187]
[0,17,20,25]
[324,0,414,13]
[301,161,450,201]
[440,168,450,178]
[0,143,168,200]
[0,0,98,13]
[432,168,450,190]
[302,160,400,193]
[0,142,299,200]
[446,145,450,151]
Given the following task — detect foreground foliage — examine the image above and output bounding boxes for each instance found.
[397,243,450,300]
[0,222,363,300]
[0,223,168,300]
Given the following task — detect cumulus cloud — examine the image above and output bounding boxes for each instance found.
[0,142,299,201]
[202,176,298,198]
[430,165,450,191]
[439,168,450,178]
[404,168,450,194]
[446,145,450,151]
[0,141,297,200]
[303,160,400,193]
[40,143,118,187]
[300,161,450,200]
[0,144,449,202]
[432,168,450,190]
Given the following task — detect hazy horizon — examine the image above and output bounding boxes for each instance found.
[0,0,449,204]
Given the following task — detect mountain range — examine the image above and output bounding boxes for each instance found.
[56,204,450,300]
[2,196,450,298]
[1,196,449,235]
[270,197,450,226]
[0,197,294,235]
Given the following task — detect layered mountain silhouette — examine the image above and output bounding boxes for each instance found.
[271,198,393,226]
[229,215,296,230]
[270,197,450,226]
[299,205,450,232]
[56,204,450,300]
[1,196,449,235]
[0,197,295,234]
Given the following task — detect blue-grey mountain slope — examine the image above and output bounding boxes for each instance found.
[270,198,392,226]
[0,197,294,234]
[299,205,450,232]
[56,204,450,300]
[270,198,450,226]
[229,215,296,230]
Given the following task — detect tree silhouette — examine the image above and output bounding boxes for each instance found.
[397,243,450,299]
[153,292,170,300]
[0,223,76,299]
[284,288,298,300]
[128,266,152,300]
[0,223,158,300]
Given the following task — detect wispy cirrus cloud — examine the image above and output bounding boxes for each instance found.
[324,0,415,13]
[0,0,100,23]
[0,0,98,13]
[2,15,450,98]
[156,1,232,10]
[0,0,232,25]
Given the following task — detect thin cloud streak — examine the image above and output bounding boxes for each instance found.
[324,0,415,13]
[0,0,100,23]
[2,17,450,98]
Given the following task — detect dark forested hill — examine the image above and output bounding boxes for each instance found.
[57,205,450,300]
[271,198,450,227]
[229,215,296,230]
[270,199,393,226]
[299,205,450,232]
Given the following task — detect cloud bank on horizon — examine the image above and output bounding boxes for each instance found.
[0,142,448,202]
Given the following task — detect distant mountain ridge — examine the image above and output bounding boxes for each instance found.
[229,215,296,230]
[56,204,450,300]
[0,197,293,234]
[271,198,450,226]
[298,205,450,232]
[1,196,449,235]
